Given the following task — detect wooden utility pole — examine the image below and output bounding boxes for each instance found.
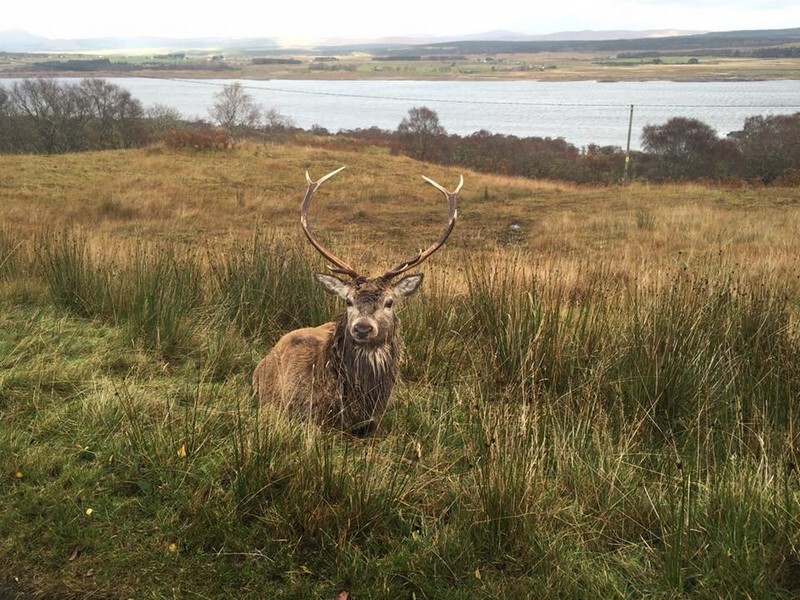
[623,104,634,184]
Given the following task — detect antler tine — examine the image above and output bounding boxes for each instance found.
[382,174,463,280]
[300,167,361,279]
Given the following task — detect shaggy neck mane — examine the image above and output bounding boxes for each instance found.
[325,314,401,431]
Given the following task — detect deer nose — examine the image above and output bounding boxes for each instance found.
[352,322,375,339]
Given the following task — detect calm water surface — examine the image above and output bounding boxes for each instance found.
[3,77,798,149]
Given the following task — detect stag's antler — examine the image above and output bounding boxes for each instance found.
[381,174,463,280]
[300,167,362,279]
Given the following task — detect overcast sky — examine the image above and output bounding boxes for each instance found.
[5,0,799,43]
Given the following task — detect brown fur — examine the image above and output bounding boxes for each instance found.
[252,274,420,436]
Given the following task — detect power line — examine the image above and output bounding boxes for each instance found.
[157,76,799,110]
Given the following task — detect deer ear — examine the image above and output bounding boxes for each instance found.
[392,273,423,298]
[314,273,351,298]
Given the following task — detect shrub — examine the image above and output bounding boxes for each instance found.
[728,112,800,183]
[162,126,233,151]
[641,117,740,180]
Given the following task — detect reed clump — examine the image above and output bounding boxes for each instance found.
[4,224,797,598]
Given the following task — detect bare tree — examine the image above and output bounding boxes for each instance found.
[728,113,800,183]
[7,78,89,153]
[263,107,294,129]
[396,106,447,162]
[209,82,261,134]
[0,84,11,152]
[262,107,295,142]
[0,77,148,153]
[145,103,183,138]
[78,78,145,148]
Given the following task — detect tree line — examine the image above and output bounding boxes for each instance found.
[1,78,798,185]
[0,78,149,153]
[381,106,800,184]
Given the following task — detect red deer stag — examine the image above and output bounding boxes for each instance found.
[252,167,462,436]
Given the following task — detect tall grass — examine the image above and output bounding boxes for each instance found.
[400,269,466,384]
[616,267,798,461]
[117,245,203,361]
[462,257,612,403]
[31,227,800,459]
[38,232,204,361]
[5,223,800,598]
[211,229,332,344]
[29,227,800,462]
[39,231,112,318]
[36,228,345,360]
[0,227,27,282]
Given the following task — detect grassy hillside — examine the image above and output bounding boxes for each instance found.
[2,141,800,598]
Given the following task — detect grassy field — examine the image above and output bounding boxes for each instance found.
[2,141,800,598]
[3,50,799,81]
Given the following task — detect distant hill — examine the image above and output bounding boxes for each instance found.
[446,29,705,42]
[402,27,800,56]
[309,29,703,47]
[1,27,798,55]
[0,30,279,52]
[0,29,52,51]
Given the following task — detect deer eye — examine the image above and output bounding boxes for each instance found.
[345,297,354,307]
[384,298,394,309]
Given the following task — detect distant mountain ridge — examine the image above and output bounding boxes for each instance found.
[0,29,279,52]
[1,27,798,54]
[407,29,704,43]
[310,28,704,47]
[409,27,800,56]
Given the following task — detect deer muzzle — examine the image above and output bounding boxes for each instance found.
[351,319,377,342]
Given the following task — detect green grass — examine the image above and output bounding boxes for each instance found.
[2,220,800,599]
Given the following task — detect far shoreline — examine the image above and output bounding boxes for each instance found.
[1,52,798,82]
[2,72,798,83]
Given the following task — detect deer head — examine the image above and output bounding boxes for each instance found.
[301,166,463,334]
[313,272,423,347]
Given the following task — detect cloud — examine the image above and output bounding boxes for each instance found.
[632,0,794,7]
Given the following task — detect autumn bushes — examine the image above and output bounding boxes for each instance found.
[334,106,800,184]
[641,114,800,183]
[387,108,800,184]
[161,126,234,151]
